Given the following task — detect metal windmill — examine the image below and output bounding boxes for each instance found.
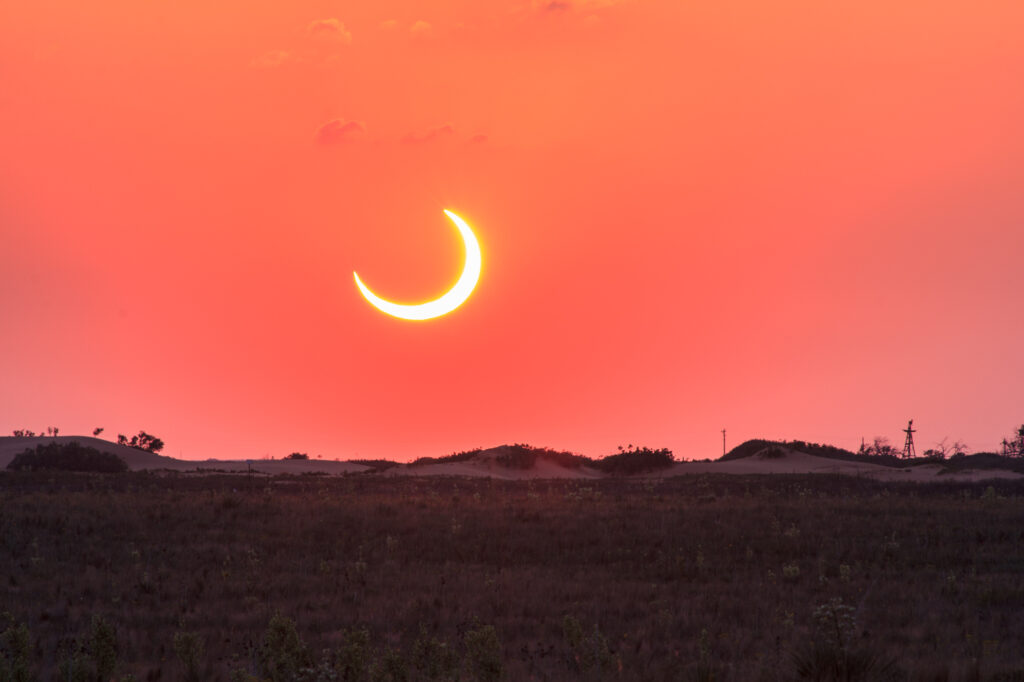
[902,419,916,459]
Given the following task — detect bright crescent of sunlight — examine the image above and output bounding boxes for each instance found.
[353,209,482,321]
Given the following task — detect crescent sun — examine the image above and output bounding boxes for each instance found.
[353,209,482,321]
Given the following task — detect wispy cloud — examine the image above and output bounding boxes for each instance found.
[409,20,432,37]
[316,119,364,145]
[306,18,353,44]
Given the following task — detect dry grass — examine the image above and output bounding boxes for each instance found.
[2,472,1023,680]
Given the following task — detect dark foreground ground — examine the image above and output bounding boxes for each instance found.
[2,472,1023,681]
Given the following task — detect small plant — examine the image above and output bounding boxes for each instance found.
[368,647,408,682]
[334,627,370,681]
[789,597,898,681]
[782,563,800,581]
[57,639,89,682]
[0,616,34,682]
[260,613,310,682]
[562,616,614,677]
[463,623,502,682]
[411,626,457,680]
[173,630,205,682]
[89,615,119,681]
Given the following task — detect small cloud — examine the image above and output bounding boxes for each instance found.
[409,20,432,36]
[316,119,364,145]
[401,124,455,145]
[379,19,398,30]
[525,0,624,14]
[307,18,353,44]
[468,134,488,145]
[251,49,291,68]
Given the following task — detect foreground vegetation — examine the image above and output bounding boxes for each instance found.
[2,472,1023,680]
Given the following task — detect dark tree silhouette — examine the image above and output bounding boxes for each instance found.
[117,431,165,454]
[1002,425,1024,458]
[285,452,310,460]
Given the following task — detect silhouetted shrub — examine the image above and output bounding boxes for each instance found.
[7,442,128,473]
[757,446,786,459]
[591,446,674,475]
[348,459,401,472]
[496,444,591,470]
[285,452,310,460]
[409,448,484,467]
[116,431,164,453]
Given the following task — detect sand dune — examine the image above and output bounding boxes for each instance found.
[386,447,605,480]
[655,447,1024,482]
[1,437,1019,481]
[0,436,369,474]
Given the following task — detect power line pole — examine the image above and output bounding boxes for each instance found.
[722,428,726,457]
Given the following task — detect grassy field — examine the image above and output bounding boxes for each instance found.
[2,472,1023,681]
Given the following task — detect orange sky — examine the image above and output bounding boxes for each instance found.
[2,0,1023,461]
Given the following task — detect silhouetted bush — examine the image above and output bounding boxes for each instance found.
[757,446,786,459]
[348,459,401,472]
[284,452,309,460]
[497,444,591,470]
[495,444,539,469]
[409,448,484,467]
[591,446,674,474]
[116,431,164,454]
[7,441,128,473]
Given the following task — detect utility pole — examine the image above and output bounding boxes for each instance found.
[722,429,726,457]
